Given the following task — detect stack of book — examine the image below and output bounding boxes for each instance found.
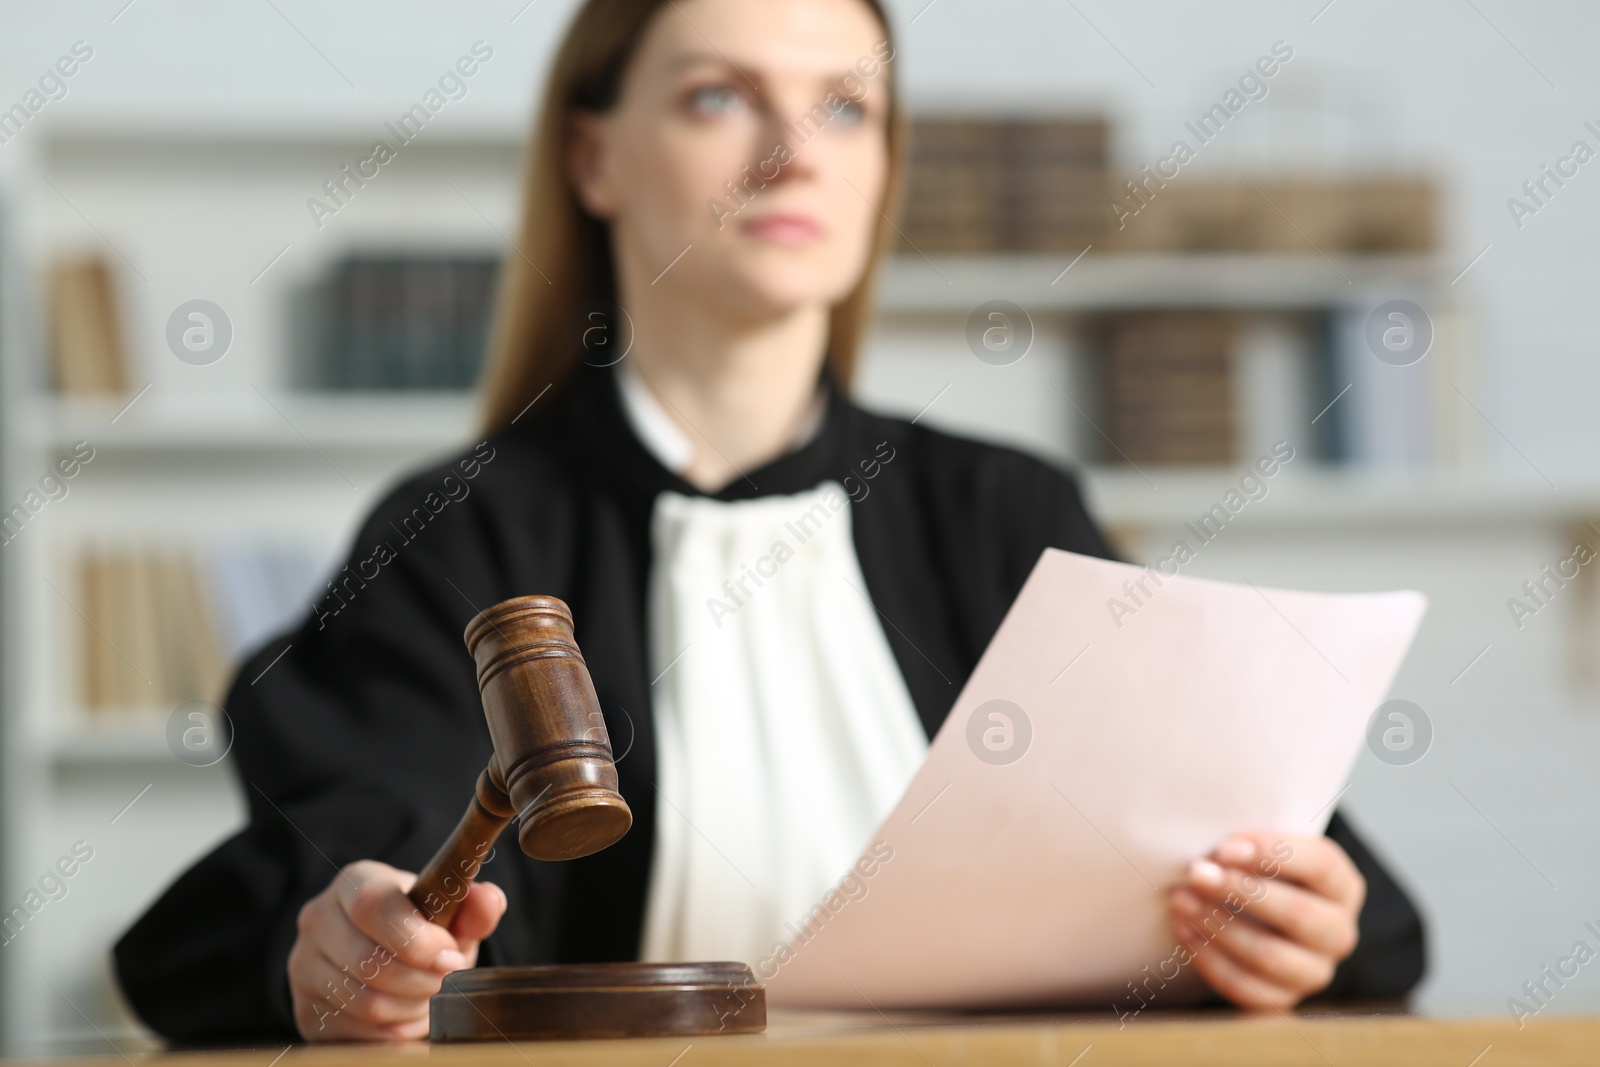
[1087,178,1438,467]
[1104,180,1436,254]
[48,255,130,395]
[73,542,324,714]
[898,118,1109,253]
[1095,312,1240,465]
[77,549,227,712]
[312,254,500,390]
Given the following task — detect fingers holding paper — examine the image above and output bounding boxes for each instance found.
[1166,831,1367,1009]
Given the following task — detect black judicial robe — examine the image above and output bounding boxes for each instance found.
[114,360,1427,1040]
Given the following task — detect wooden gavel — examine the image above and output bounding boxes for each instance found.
[403,593,763,1042]
[406,594,634,926]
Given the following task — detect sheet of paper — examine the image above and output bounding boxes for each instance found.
[764,548,1427,1010]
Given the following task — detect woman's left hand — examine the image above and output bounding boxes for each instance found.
[1167,830,1366,1009]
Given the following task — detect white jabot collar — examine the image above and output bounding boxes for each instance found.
[614,359,829,478]
[638,481,930,970]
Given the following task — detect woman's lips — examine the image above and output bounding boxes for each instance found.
[741,212,824,246]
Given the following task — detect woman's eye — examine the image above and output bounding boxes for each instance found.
[688,86,743,117]
[833,98,866,126]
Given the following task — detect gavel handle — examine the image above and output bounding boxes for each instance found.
[407,760,516,928]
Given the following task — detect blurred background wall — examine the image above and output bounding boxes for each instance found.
[1,0,1597,1054]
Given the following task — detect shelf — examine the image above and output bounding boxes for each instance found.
[36,111,529,151]
[876,253,1440,313]
[18,391,481,453]
[19,471,1598,771]
[1083,467,1600,529]
[35,715,181,765]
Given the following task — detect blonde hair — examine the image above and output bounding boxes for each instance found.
[478,0,903,436]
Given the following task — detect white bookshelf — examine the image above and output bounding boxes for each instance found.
[877,252,1440,312]
[5,117,1565,1054]
[1082,468,1600,529]
[39,717,181,765]
[21,391,478,452]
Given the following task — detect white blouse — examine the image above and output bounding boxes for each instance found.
[615,362,930,969]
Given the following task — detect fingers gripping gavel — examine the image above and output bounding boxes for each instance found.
[292,595,759,1044]
[406,596,633,926]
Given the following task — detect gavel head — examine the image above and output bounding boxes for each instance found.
[463,595,633,862]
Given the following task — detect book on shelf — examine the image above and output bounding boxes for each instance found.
[47,255,130,395]
[207,542,323,662]
[1086,306,1440,469]
[1103,179,1436,254]
[897,117,1435,256]
[1316,308,1435,470]
[73,542,328,717]
[310,254,499,390]
[1094,311,1241,466]
[1235,314,1318,461]
[76,549,227,712]
[898,117,1110,253]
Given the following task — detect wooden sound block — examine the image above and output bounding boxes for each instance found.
[429,962,766,1042]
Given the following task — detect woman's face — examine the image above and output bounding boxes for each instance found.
[571,0,892,321]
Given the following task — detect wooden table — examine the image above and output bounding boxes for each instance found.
[18,1008,1598,1067]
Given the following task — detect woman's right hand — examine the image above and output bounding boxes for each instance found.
[288,860,507,1042]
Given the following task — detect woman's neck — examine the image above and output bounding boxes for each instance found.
[618,281,832,493]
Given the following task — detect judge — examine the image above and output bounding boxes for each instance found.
[115,0,1425,1042]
